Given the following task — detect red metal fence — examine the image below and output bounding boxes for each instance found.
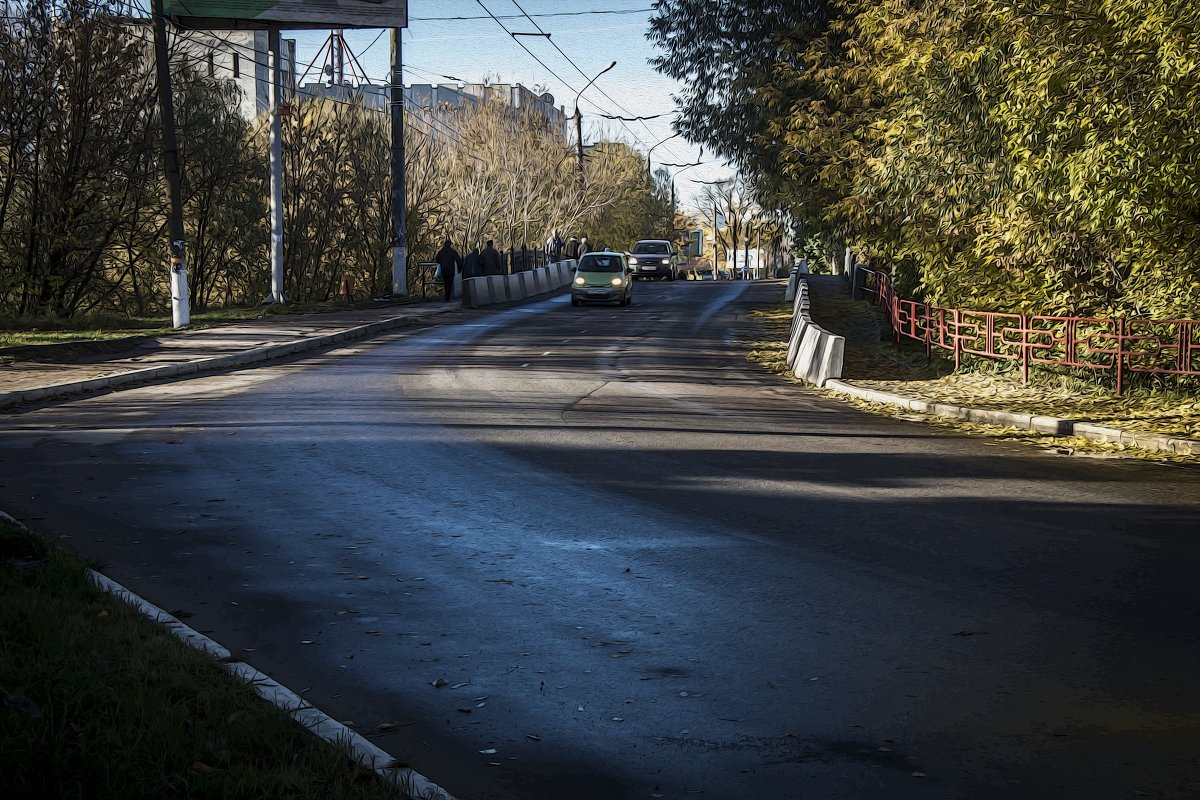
[857,269,1200,393]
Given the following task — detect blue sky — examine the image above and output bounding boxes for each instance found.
[280,0,732,208]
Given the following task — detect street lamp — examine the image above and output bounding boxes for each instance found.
[573,61,617,184]
[646,132,681,181]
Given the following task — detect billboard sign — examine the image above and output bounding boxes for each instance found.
[687,229,703,257]
[164,1,408,29]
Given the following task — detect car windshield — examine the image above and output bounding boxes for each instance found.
[578,254,624,272]
[632,242,669,254]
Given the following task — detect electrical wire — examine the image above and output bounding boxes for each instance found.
[502,0,690,164]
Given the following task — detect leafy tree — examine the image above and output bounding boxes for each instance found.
[0,0,158,317]
[650,0,1200,318]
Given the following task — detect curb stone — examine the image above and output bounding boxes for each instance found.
[0,305,462,410]
[0,510,457,800]
[824,379,1198,457]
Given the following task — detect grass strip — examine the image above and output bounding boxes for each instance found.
[746,291,1200,465]
[0,520,411,799]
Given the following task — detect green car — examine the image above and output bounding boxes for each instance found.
[570,252,634,307]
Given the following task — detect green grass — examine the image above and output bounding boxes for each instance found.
[746,294,1200,463]
[0,520,413,799]
[0,297,419,350]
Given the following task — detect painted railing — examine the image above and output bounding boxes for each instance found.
[857,269,1200,394]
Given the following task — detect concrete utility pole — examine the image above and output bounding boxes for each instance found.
[390,27,408,296]
[575,108,584,188]
[267,28,286,304]
[151,0,189,328]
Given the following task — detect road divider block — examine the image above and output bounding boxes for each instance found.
[459,260,576,309]
[784,277,845,387]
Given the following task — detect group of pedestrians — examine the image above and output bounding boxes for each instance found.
[432,239,503,301]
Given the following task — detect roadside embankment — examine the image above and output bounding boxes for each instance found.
[750,275,1200,462]
[0,515,424,799]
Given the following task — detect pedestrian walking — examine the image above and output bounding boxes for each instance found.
[434,239,463,302]
[481,239,502,276]
[579,235,590,255]
[463,246,482,279]
[565,236,580,260]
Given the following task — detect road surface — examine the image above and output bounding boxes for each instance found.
[3,280,1199,799]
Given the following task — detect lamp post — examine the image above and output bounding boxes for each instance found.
[573,60,617,186]
[646,132,682,181]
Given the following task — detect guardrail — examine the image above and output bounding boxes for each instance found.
[857,268,1200,394]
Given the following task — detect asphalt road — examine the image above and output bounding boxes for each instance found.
[3,280,1200,800]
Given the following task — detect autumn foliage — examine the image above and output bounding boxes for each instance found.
[650,0,1200,318]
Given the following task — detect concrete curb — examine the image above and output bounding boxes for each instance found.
[0,509,456,800]
[825,379,1199,456]
[0,305,462,410]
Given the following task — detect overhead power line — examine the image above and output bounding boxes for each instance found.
[412,8,652,22]
[598,112,673,121]
[504,0,689,163]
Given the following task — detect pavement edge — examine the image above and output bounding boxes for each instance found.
[824,379,1198,456]
[0,509,458,800]
[0,306,462,410]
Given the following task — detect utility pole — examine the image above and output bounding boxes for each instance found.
[390,27,407,296]
[151,0,189,328]
[712,201,719,279]
[575,108,584,190]
[267,27,286,303]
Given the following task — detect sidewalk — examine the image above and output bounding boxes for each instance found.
[0,300,463,408]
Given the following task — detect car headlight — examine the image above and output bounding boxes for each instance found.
[628,256,638,264]
[611,277,624,286]
[661,258,670,265]
[574,276,585,286]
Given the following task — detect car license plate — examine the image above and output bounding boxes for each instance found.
[587,289,606,296]
[640,266,655,271]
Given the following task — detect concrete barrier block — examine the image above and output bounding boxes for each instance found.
[463,277,490,307]
[504,274,525,301]
[485,275,508,301]
[815,333,845,386]
[793,325,823,382]
[802,332,828,385]
[517,271,537,297]
[785,319,810,368]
